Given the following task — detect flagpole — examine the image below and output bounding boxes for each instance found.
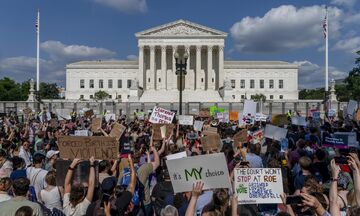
[325,6,329,92]
[36,10,40,92]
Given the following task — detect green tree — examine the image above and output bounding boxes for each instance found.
[94,90,109,100]
[343,50,360,100]
[299,88,325,100]
[251,93,266,102]
[0,77,27,101]
[38,83,60,99]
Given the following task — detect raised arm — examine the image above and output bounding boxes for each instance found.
[64,158,81,193]
[185,182,204,216]
[329,159,340,216]
[86,156,96,202]
[150,145,160,171]
[348,154,360,206]
[127,155,136,194]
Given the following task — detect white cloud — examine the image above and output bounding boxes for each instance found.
[230,5,343,53]
[331,0,356,7]
[294,60,348,88]
[92,0,147,13]
[41,40,116,62]
[334,36,360,53]
[0,41,117,86]
[126,55,138,60]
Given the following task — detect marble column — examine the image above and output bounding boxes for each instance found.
[150,45,155,90]
[218,45,224,90]
[185,45,190,90]
[196,45,202,90]
[138,45,144,89]
[161,46,166,90]
[172,46,177,89]
[207,46,213,90]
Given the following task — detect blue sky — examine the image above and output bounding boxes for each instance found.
[0,0,359,89]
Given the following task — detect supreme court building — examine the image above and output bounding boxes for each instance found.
[66,19,298,102]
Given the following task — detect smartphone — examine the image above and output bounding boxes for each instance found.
[100,193,111,208]
[233,155,242,164]
[240,161,250,166]
[286,196,303,205]
[334,156,348,164]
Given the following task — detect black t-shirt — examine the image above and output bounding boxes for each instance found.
[86,191,132,216]
[119,136,132,154]
[311,161,330,183]
[115,190,133,215]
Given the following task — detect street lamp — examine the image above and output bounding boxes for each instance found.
[174,50,189,115]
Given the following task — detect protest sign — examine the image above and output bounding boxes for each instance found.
[201,134,221,151]
[328,109,336,117]
[230,111,239,121]
[135,112,145,120]
[105,113,116,122]
[202,126,218,136]
[74,130,88,136]
[84,109,94,118]
[280,138,289,152]
[251,129,264,145]
[57,136,118,160]
[323,134,348,149]
[347,100,358,117]
[50,119,58,128]
[233,130,248,147]
[311,110,320,120]
[291,116,307,126]
[22,107,32,115]
[209,106,217,116]
[91,118,102,132]
[255,113,267,122]
[234,168,283,204]
[152,124,174,140]
[160,125,167,139]
[56,109,72,120]
[166,153,231,193]
[193,120,204,131]
[264,125,287,141]
[109,123,126,140]
[243,100,257,116]
[178,115,194,125]
[334,132,358,148]
[271,114,288,126]
[166,151,187,160]
[149,106,175,124]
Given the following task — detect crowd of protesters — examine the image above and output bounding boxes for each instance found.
[0,107,360,216]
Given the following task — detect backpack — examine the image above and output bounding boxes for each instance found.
[119,166,145,206]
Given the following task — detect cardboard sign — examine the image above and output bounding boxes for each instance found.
[166,151,187,160]
[202,126,218,136]
[178,115,194,125]
[91,118,102,131]
[193,120,204,131]
[251,129,264,145]
[243,100,257,117]
[84,109,94,118]
[271,114,288,126]
[166,153,231,193]
[233,130,248,146]
[234,168,283,204]
[264,125,287,141]
[74,130,88,136]
[22,107,33,115]
[201,134,221,151]
[149,106,175,124]
[109,123,126,140]
[230,111,239,121]
[152,124,174,140]
[323,134,348,148]
[291,116,307,126]
[105,114,116,122]
[57,136,118,159]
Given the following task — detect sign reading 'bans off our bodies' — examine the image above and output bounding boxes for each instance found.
[58,136,118,160]
[166,153,231,193]
[234,168,283,204]
[149,106,175,124]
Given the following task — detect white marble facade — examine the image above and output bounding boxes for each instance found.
[66,19,298,102]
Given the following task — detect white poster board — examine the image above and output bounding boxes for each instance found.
[264,125,287,141]
[243,100,257,117]
[149,106,175,124]
[347,100,358,117]
[166,151,187,161]
[193,120,204,131]
[55,109,72,120]
[105,113,116,122]
[74,130,88,136]
[178,115,194,125]
[291,116,307,126]
[166,153,231,193]
[234,168,283,204]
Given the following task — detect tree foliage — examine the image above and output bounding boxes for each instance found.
[251,93,266,102]
[94,90,109,100]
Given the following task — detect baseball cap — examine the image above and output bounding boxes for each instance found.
[101,176,117,193]
[46,150,59,159]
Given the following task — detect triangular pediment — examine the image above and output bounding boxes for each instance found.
[136,19,227,38]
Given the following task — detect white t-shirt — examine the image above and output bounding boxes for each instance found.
[0,192,11,203]
[19,146,32,166]
[63,193,91,216]
[40,187,62,211]
[26,167,48,199]
[0,160,13,178]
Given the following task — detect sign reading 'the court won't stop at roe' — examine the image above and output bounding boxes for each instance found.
[149,106,175,124]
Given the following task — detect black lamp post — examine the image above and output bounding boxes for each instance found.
[174,51,189,115]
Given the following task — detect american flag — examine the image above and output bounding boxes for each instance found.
[35,15,39,33]
[323,8,327,38]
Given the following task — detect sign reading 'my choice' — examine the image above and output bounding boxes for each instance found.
[234,168,283,204]
[166,153,231,193]
[149,106,175,124]
[58,136,118,160]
